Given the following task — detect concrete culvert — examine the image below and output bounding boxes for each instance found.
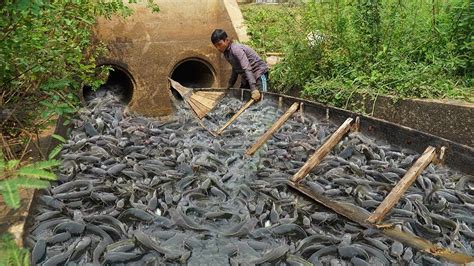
[83,66,134,104]
[171,58,215,90]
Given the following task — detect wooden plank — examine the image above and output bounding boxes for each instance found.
[169,78,223,119]
[216,99,255,135]
[188,98,208,119]
[299,102,304,123]
[367,146,437,224]
[191,94,214,107]
[245,102,299,156]
[351,116,360,132]
[197,91,224,99]
[193,92,224,103]
[291,117,354,183]
[434,146,446,164]
[287,181,474,264]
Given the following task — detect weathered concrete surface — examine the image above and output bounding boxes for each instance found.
[361,96,474,147]
[223,0,249,42]
[94,0,247,117]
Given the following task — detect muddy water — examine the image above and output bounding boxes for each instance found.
[26,92,473,265]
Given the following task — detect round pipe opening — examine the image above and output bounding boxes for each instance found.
[170,59,215,100]
[83,66,134,104]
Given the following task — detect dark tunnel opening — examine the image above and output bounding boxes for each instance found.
[170,59,215,100]
[83,66,134,104]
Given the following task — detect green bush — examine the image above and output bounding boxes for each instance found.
[0,1,158,263]
[241,4,302,55]
[0,0,158,150]
[241,1,473,108]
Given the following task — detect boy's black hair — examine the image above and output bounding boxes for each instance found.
[211,29,228,44]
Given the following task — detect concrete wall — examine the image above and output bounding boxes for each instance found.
[359,96,474,147]
[94,0,248,117]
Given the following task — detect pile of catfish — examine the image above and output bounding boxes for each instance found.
[27,92,473,265]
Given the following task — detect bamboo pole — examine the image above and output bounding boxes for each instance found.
[291,117,354,182]
[245,102,299,156]
[216,99,254,135]
[366,146,438,224]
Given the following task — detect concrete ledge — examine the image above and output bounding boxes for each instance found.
[223,0,250,42]
[359,96,473,147]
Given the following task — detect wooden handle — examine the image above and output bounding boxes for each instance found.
[246,102,299,155]
[216,99,255,135]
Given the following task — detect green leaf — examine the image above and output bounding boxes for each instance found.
[0,180,20,209]
[29,160,60,170]
[48,144,63,160]
[6,160,20,171]
[0,232,30,265]
[15,0,30,10]
[15,177,50,189]
[22,249,29,266]
[51,134,66,143]
[15,167,57,180]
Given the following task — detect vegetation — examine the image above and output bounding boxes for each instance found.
[0,0,155,202]
[0,1,158,264]
[0,155,59,209]
[0,233,30,266]
[241,1,473,108]
[2,1,121,151]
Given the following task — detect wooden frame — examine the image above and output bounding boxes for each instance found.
[367,146,438,224]
[287,181,474,264]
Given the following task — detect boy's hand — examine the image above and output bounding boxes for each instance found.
[251,90,261,101]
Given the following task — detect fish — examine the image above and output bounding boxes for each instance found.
[70,236,92,261]
[249,244,289,264]
[118,208,157,222]
[31,239,47,265]
[26,92,474,264]
[134,231,182,260]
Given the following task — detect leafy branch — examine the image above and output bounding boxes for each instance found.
[0,155,59,209]
[0,233,29,266]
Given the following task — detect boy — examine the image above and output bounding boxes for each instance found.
[211,29,269,101]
